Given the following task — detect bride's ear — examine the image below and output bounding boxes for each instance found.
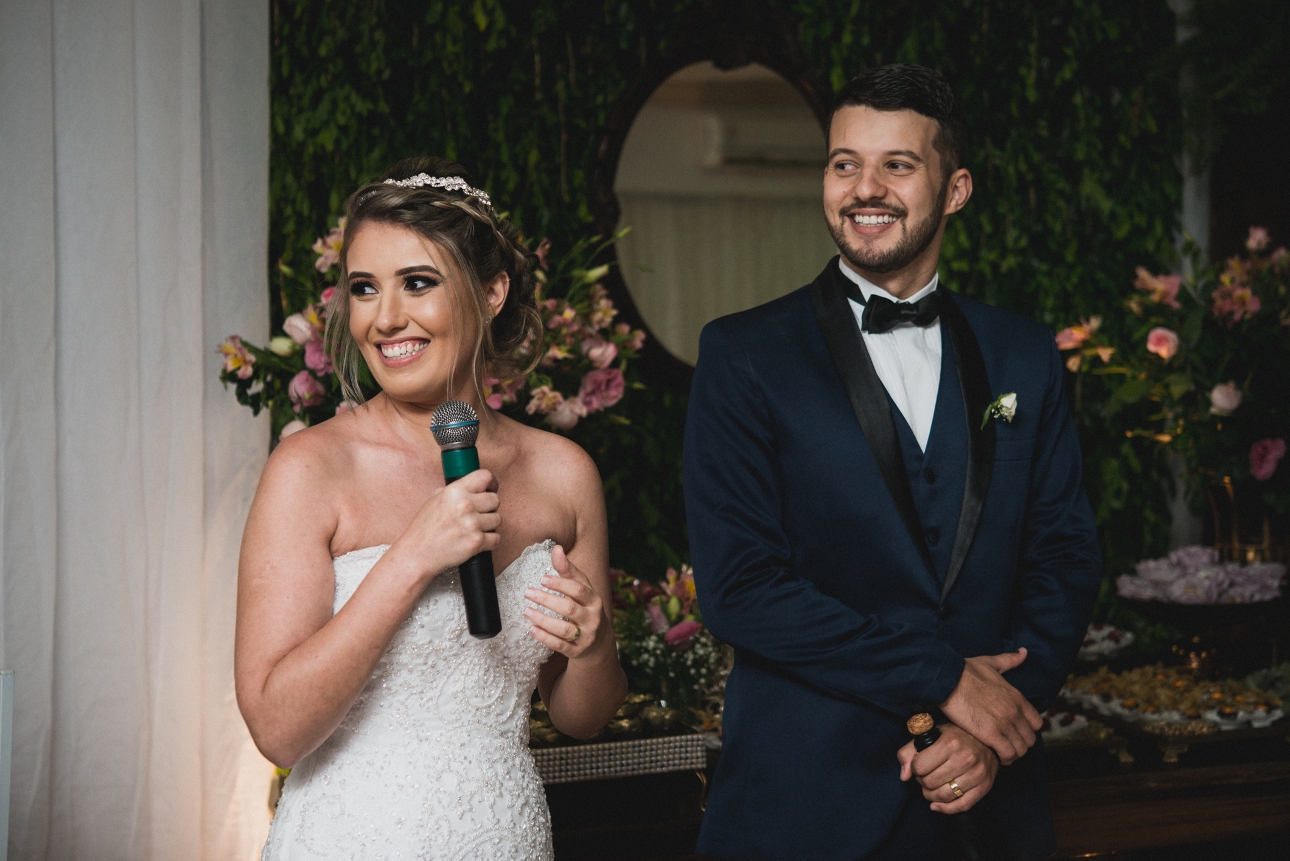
[484,271,509,320]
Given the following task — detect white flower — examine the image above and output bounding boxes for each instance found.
[279,419,307,440]
[982,392,1018,428]
[283,313,317,345]
[268,336,297,356]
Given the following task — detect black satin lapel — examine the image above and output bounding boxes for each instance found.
[809,265,935,577]
[939,292,996,604]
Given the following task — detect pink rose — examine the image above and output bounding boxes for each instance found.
[1250,438,1286,481]
[664,620,704,650]
[320,286,336,306]
[284,312,318,345]
[1146,327,1179,360]
[304,339,333,375]
[1209,382,1242,416]
[647,603,670,634]
[1246,226,1270,252]
[548,396,587,431]
[288,370,325,410]
[581,337,618,369]
[1133,267,1182,308]
[279,419,307,440]
[578,368,625,413]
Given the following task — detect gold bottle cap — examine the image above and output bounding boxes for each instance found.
[907,713,935,735]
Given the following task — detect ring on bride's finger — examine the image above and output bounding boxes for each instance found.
[566,623,581,644]
[948,780,963,798]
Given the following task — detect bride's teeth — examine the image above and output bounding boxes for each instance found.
[381,341,427,358]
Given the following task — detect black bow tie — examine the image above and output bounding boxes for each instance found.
[841,280,942,334]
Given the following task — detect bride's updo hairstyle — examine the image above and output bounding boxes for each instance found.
[324,156,543,405]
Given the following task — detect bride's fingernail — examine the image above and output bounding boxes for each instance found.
[524,588,539,598]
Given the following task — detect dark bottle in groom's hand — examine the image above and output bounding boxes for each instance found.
[907,713,1012,861]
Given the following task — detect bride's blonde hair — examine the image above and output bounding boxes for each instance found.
[324,156,543,405]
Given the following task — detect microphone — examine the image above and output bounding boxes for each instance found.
[430,400,502,639]
[907,713,1011,861]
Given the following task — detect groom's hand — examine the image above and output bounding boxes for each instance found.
[897,725,999,813]
[940,648,1042,765]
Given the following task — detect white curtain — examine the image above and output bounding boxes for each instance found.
[0,1,273,858]
[615,193,838,365]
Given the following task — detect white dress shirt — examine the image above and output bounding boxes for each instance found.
[837,259,942,452]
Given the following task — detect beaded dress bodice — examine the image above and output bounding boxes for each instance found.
[261,541,556,860]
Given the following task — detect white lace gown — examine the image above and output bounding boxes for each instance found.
[262,541,557,860]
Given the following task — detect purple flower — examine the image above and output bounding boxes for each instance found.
[578,368,625,413]
[304,339,333,375]
[647,603,670,634]
[664,620,704,650]
[1250,438,1286,481]
[288,370,325,410]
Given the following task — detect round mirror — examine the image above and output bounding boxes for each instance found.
[612,61,837,365]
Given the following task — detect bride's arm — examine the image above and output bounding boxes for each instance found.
[532,446,628,738]
[234,431,500,768]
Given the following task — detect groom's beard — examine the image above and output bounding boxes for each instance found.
[829,183,948,275]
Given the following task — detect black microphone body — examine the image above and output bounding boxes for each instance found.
[431,402,502,639]
[908,715,1011,861]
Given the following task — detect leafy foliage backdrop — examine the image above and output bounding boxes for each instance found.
[269,0,1186,585]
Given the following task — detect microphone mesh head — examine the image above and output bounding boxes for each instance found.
[430,400,479,447]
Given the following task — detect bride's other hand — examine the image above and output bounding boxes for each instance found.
[524,545,611,660]
[392,468,500,578]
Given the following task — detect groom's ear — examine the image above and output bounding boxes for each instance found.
[942,168,972,216]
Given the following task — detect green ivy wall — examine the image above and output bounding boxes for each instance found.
[270,0,1184,584]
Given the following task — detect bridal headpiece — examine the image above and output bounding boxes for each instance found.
[383,173,492,209]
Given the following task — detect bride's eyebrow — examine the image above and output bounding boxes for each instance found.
[395,265,441,277]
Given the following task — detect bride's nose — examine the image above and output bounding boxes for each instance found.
[374,289,407,333]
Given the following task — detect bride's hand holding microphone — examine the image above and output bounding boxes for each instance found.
[523,545,612,661]
[392,468,501,585]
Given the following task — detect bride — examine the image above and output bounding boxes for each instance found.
[235,156,628,860]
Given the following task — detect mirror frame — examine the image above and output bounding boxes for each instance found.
[589,5,833,390]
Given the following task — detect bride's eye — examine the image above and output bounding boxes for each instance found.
[349,280,377,296]
[405,275,439,292]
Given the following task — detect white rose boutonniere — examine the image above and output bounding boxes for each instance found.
[981,392,1017,429]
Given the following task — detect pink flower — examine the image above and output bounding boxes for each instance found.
[1212,278,1261,325]
[218,335,255,380]
[525,386,563,415]
[311,218,346,273]
[1133,267,1182,308]
[1055,327,1084,350]
[1250,438,1286,481]
[1271,247,1289,269]
[320,286,337,306]
[279,419,307,440]
[335,400,358,415]
[534,237,551,271]
[664,620,704,650]
[1246,226,1270,252]
[578,368,625,412]
[288,370,325,410]
[486,392,504,410]
[1209,382,1242,416]
[1096,346,1116,363]
[547,396,587,431]
[647,603,670,634]
[304,339,333,375]
[1146,327,1179,360]
[284,312,319,345]
[581,337,618,369]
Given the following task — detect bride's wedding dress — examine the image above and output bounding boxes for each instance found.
[262,541,557,860]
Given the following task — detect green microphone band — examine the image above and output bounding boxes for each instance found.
[441,447,480,483]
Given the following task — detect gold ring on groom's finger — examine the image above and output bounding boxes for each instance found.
[948,780,963,798]
[567,624,581,643]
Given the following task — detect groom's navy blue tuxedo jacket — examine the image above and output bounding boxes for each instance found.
[683,260,1101,861]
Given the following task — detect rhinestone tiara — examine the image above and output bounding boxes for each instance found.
[383,174,492,208]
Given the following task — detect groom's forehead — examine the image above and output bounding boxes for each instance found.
[827,105,940,156]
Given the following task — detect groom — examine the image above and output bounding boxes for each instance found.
[683,65,1101,860]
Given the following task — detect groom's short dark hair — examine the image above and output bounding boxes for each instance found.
[831,64,966,184]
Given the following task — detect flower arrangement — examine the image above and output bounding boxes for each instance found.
[218,219,645,440]
[611,565,729,728]
[1056,227,1290,515]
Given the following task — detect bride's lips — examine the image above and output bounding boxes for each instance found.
[844,208,902,238]
[375,338,429,368]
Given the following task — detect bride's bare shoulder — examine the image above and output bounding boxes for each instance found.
[256,406,372,495]
[501,415,602,500]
